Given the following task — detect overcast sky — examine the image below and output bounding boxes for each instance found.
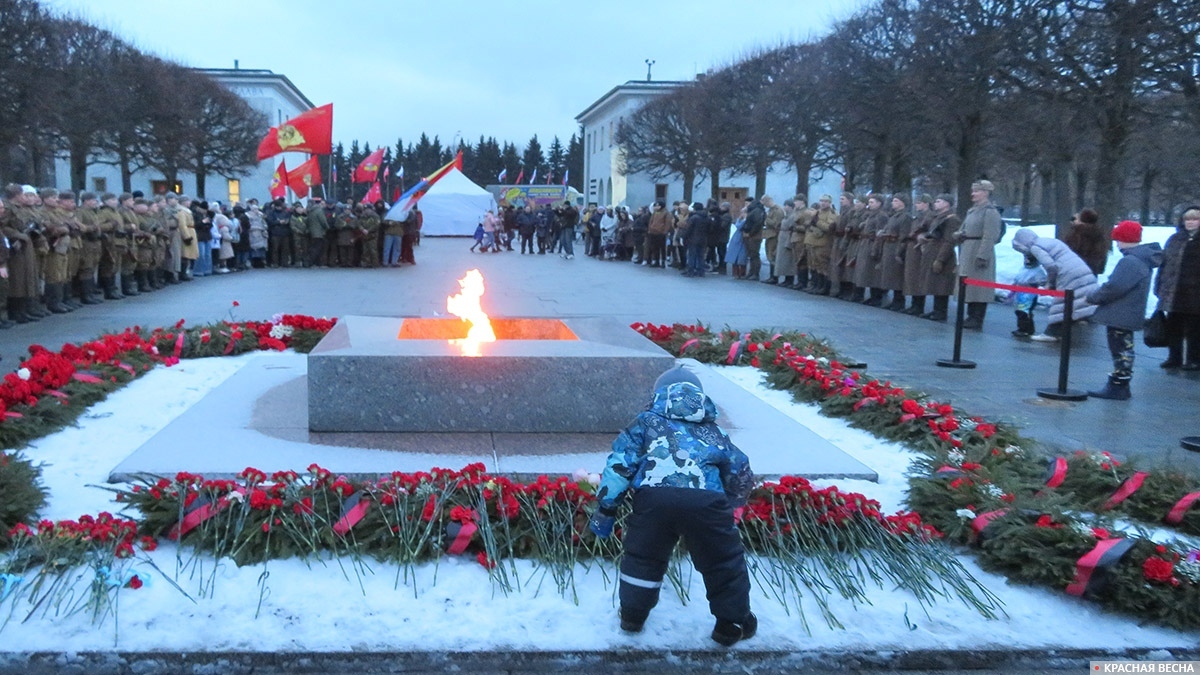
[42,0,865,150]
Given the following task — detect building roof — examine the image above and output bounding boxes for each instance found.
[575,80,690,124]
[195,68,316,111]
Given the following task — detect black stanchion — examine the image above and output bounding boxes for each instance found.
[937,276,976,369]
[1037,288,1088,401]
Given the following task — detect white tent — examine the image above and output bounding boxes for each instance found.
[391,168,497,236]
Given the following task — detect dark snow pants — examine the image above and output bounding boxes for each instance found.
[619,487,750,624]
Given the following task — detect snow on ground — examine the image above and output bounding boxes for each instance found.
[2,357,1195,652]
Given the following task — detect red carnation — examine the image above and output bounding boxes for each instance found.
[126,575,143,590]
[1143,557,1177,585]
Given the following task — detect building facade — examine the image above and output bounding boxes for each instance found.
[576,80,840,215]
[54,67,315,203]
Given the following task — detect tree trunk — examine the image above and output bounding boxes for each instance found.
[1093,111,1128,233]
[871,148,887,194]
[1139,166,1155,226]
[1038,166,1054,222]
[69,140,89,192]
[708,164,722,200]
[119,150,133,193]
[1021,165,1034,225]
[1074,165,1089,212]
[1053,159,1073,238]
[792,151,813,198]
[682,169,695,203]
[954,114,982,218]
[754,162,767,199]
[195,167,207,200]
[890,145,910,195]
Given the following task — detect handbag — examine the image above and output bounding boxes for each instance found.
[1143,309,1168,348]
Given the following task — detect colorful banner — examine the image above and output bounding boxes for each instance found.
[489,185,569,207]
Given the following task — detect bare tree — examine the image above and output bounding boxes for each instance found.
[614,90,702,202]
[191,78,268,197]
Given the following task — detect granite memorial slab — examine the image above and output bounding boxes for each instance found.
[307,315,676,433]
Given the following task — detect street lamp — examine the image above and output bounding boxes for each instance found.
[645,59,655,82]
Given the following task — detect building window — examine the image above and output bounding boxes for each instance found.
[655,184,667,201]
[92,177,107,193]
[150,180,182,195]
[228,179,241,204]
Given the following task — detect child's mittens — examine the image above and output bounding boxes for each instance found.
[588,507,617,538]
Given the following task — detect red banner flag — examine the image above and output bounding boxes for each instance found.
[269,160,288,200]
[362,181,381,204]
[286,156,322,198]
[514,169,524,186]
[353,147,385,183]
[256,103,334,161]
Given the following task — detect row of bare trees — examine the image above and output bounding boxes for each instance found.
[617,0,1200,228]
[0,0,266,195]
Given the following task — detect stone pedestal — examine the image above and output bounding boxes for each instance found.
[307,316,675,433]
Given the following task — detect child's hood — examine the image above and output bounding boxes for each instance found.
[1122,241,1163,269]
[649,382,718,424]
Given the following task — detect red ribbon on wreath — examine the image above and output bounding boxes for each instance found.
[72,372,103,384]
[331,491,372,536]
[1045,457,1068,488]
[1165,492,1200,525]
[169,492,234,540]
[173,331,185,359]
[1065,538,1136,597]
[445,521,478,555]
[726,334,750,365]
[969,509,1009,537]
[679,338,699,354]
[1103,471,1149,510]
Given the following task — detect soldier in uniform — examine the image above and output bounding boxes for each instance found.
[805,195,836,295]
[117,193,141,296]
[96,193,125,299]
[789,197,815,290]
[901,194,934,316]
[954,180,1003,329]
[305,196,328,267]
[56,191,86,309]
[358,202,381,268]
[1,186,40,322]
[75,192,104,303]
[0,197,18,328]
[37,188,73,313]
[162,193,184,284]
[334,204,357,267]
[131,198,156,293]
[879,194,912,311]
[760,196,784,284]
[829,193,854,299]
[265,197,292,267]
[149,197,169,289]
[921,194,961,322]
[852,195,885,304]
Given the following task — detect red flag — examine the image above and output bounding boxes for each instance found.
[353,147,385,183]
[257,103,334,161]
[514,169,524,186]
[286,156,322,198]
[269,160,288,200]
[392,186,401,202]
[362,182,382,204]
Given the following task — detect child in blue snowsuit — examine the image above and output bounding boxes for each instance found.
[589,366,756,646]
[1011,253,1048,338]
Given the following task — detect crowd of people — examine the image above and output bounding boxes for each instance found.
[0,186,429,327]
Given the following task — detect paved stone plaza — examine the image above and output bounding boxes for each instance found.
[1,236,1197,474]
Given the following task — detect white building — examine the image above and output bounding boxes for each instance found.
[575,79,840,214]
[55,67,315,203]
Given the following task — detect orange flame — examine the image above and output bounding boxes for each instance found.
[446,269,496,356]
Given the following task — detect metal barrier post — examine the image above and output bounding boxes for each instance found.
[937,276,977,369]
[1037,288,1087,401]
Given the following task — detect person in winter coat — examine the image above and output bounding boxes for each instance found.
[954,180,1004,329]
[645,201,672,267]
[1010,227,1099,342]
[1155,207,1200,370]
[247,202,268,268]
[1084,220,1163,399]
[901,194,934,314]
[212,203,234,273]
[742,198,766,280]
[683,202,709,277]
[726,206,748,279]
[920,194,960,321]
[588,366,756,647]
[879,194,912,311]
[517,205,537,254]
[1063,208,1109,276]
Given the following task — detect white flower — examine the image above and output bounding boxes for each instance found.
[150,346,159,355]
[816,357,829,365]
[947,450,966,465]
[1004,445,1023,456]
[956,508,977,520]
[271,312,284,324]
[269,324,294,340]
[226,491,244,503]
[16,368,30,381]
[587,473,601,486]
[984,484,1005,498]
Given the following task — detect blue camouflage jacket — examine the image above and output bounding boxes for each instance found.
[596,382,753,512]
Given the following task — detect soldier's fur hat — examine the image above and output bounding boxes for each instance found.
[916,193,933,205]
[79,192,97,202]
[4,184,22,199]
[100,192,117,202]
[935,193,955,205]
[58,190,76,202]
[971,180,995,193]
[38,187,58,199]
[891,192,909,205]
[840,191,854,202]
[118,192,133,202]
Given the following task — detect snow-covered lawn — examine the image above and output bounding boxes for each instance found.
[2,354,1194,652]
